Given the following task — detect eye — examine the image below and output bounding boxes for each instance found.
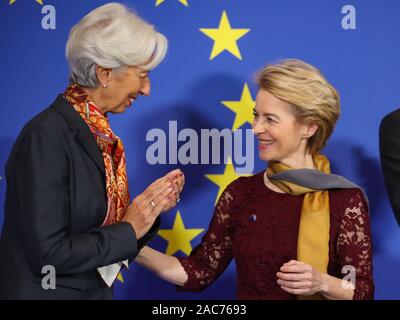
[252,111,259,119]
[136,69,150,80]
[267,116,277,123]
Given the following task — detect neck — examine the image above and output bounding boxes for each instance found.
[279,152,316,169]
[82,87,108,114]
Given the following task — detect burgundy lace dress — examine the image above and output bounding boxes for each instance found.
[177,172,374,300]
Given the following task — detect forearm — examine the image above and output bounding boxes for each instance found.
[320,273,354,300]
[29,222,138,275]
[136,246,188,286]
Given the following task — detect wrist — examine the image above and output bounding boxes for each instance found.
[124,220,140,239]
[319,273,330,295]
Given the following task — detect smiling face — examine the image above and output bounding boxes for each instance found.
[252,89,317,167]
[95,65,151,114]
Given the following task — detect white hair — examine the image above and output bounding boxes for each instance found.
[66,3,168,87]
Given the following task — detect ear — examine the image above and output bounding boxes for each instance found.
[95,65,112,88]
[302,123,318,139]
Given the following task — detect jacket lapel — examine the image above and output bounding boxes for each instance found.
[51,94,105,174]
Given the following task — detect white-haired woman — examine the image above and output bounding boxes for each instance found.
[136,59,374,300]
[0,3,184,299]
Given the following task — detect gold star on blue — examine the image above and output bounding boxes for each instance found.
[200,11,250,60]
[206,159,251,204]
[156,0,188,6]
[158,211,204,255]
[9,0,43,4]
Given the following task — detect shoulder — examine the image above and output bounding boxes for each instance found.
[21,105,68,136]
[380,108,400,131]
[17,96,71,144]
[226,171,263,193]
[217,172,263,207]
[7,98,70,163]
[329,188,369,220]
[330,187,367,205]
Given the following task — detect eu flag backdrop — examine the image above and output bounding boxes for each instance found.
[0,0,399,299]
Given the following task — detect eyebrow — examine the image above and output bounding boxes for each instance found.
[253,108,280,120]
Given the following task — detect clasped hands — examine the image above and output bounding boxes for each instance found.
[276,260,327,296]
[122,169,184,239]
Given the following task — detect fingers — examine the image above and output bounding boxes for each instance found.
[161,188,181,213]
[283,259,298,266]
[165,169,182,180]
[276,271,311,282]
[137,170,184,211]
[277,278,312,289]
[280,286,310,295]
[280,260,310,273]
[165,169,184,203]
[141,177,172,203]
[167,169,184,193]
[277,260,318,295]
[177,173,185,193]
[151,185,174,215]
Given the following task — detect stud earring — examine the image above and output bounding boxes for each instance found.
[103,83,108,88]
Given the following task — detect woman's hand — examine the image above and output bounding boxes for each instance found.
[276,260,327,296]
[163,169,185,212]
[122,170,183,239]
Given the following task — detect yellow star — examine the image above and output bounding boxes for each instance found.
[200,11,250,60]
[156,0,188,6]
[117,273,124,283]
[158,211,204,255]
[206,159,251,204]
[9,0,43,4]
[222,83,255,131]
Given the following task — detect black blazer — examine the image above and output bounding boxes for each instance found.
[379,108,400,226]
[0,95,159,299]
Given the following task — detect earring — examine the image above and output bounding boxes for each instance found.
[103,83,108,88]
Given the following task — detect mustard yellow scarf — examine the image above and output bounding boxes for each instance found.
[267,154,330,299]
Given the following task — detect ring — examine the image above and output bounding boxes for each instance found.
[150,200,156,208]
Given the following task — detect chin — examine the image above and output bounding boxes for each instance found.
[259,151,281,163]
[259,151,272,161]
[110,106,128,114]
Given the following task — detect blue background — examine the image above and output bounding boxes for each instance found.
[0,0,399,299]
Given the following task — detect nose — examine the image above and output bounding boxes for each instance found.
[252,118,266,135]
[140,78,151,96]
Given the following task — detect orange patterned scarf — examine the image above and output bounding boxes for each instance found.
[64,83,130,226]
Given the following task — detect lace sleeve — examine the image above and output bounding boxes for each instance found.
[336,189,374,300]
[176,180,240,292]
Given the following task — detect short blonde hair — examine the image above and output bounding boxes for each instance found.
[256,59,340,154]
[66,3,168,87]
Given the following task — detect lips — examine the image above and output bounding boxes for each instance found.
[258,138,275,150]
[128,96,136,106]
[258,138,275,145]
